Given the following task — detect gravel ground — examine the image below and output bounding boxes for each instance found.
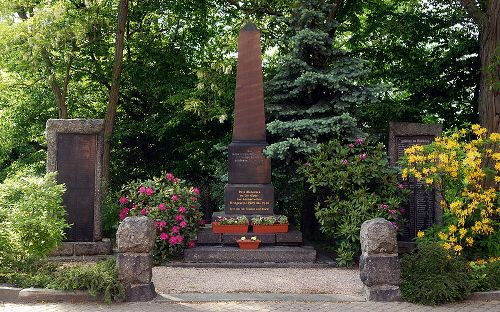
[152,267,363,295]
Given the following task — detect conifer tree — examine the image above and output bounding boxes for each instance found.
[265,0,381,234]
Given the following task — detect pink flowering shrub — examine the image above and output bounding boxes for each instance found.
[118,172,202,263]
[300,138,409,266]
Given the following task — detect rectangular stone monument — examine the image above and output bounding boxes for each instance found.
[224,23,274,215]
[389,122,442,242]
[47,119,111,256]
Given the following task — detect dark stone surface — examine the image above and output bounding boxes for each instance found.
[57,133,96,242]
[125,283,156,302]
[276,229,303,244]
[117,253,153,284]
[184,246,316,263]
[46,119,105,242]
[360,218,397,255]
[359,254,400,287]
[232,24,266,142]
[222,233,275,245]
[197,226,302,246]
[73,240,112,256]
[117,216,156,253]
[388,122,442,241]
[50,242,75,256]
[224,184,274,215]
[228,142,271,184]
[364,285,401,302]
[197,228,222,244]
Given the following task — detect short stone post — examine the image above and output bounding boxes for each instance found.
[360,218,401,301]
[116,216,156,301]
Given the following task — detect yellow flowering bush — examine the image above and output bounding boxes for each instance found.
[401,124,500,258]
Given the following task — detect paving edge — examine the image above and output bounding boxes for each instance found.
[165,261,336,268]
[468,290,500,301]
[0,286,102,303]
[157,293,365,302]
[1,285,499,303]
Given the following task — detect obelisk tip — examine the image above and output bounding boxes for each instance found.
[241,22,258,32]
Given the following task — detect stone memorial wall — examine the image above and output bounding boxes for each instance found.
[389,122,442,241]
[47,119,105,242]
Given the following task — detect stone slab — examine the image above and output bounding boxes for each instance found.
[0,286,22,302]
[117,253,153,284]
[276,229,303,244]
[359,254,400,287]
[50,242,75,256]
[125,282,156,302]
[157,292,364,302]
[364,285,401,302]
[73,240,113,256]
[184,246,316,263]
[18,288,101,303]
[197,228,222,244]
[468,290,500,301]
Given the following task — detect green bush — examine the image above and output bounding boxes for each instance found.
[49,258,124,303]
[470,260,500,292]
[401,241,474,305]
[0,258,124,304]
[301,138,408,266]
[0,172,68,266]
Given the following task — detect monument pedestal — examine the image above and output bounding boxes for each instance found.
[183,223,315,265]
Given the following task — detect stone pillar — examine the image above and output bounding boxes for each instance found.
[116,216,156,301]
[224,23,274,215]
[359,218,401,302]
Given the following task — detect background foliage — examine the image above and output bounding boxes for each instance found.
[0,0,488,240]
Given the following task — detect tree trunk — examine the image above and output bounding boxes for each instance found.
[102,0,128,186]
[41,48,68,119]
[478,0,500,134]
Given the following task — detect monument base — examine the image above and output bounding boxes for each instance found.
[224,183,274,215]
[50,239,113,256]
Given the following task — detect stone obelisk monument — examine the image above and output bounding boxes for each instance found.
[224,23,274,215]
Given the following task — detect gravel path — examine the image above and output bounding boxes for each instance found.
[152,267,363,295]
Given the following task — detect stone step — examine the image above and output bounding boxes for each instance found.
[184,246,317,263]
[196,227,303,246]
[50,239,113,257]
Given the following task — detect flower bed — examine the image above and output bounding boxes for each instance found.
[118,172,202,263]
[251,215,289,233]
[212,215,249,234]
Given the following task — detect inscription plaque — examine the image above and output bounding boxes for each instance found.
[389,122,442,241]
[228,143,271,184]
[224,184,274,214]
[396,136,436,240]
[57,133,96,242]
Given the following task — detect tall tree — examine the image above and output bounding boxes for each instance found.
[264,0,378,235]
[460,0,499,133]
[102,0,128,185]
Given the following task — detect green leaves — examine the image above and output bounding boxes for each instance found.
[302,138,408,266]
[0,172,68,265]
